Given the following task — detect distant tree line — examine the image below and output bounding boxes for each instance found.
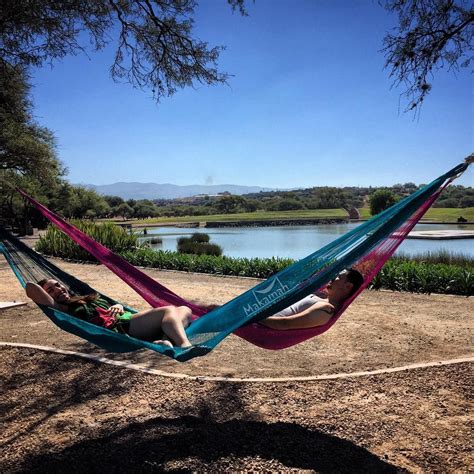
[2,174,472,231]
[147,183,473,219]
[432,185,474,208]
[90,182,474,221]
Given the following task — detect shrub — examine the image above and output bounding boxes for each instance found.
[36,221,139,261]
[120,249,473,296]
[370,260,473,296]
[277,199,305,211]
[191,233,210,243]
[177,233,222,256]
[434,198,460,208]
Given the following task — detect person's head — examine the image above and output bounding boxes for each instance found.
[38,278,71,303]
[326,268,364,302]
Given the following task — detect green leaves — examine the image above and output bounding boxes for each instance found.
[120,249,294,279]
[36,221,139,261]
[370,259,473,296]
[177,233,222,256]
[369,189,398,216]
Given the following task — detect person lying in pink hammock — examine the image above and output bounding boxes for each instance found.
[259,268,364,330]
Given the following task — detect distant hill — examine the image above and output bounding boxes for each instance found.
[84,182,274,200]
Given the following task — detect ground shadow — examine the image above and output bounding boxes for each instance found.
[17,415,402,473]
[2,348,406,472]
[1,348,134,446]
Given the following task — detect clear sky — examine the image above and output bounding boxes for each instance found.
[30,0,473,188]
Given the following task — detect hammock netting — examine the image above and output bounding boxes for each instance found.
[0,162,467,361]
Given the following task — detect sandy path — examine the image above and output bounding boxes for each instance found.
[1,256,472,378]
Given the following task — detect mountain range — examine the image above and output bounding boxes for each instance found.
[84,182,274,200]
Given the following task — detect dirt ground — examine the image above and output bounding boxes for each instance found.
[1,256,473,472]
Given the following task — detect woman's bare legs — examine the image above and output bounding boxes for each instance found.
[128,306,192,347]
[160,306,193,347]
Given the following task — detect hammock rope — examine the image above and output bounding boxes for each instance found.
[1,160,469,360]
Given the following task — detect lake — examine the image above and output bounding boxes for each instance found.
[138,223,474,260]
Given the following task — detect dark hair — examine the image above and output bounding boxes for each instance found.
[38,278,99,305]
[345,268,364,297]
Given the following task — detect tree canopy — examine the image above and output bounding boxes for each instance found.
[1,1,471,110]
[0,62,61,183]
[382,0,473,111]
[370,189,398,216]
[0,0,246,101]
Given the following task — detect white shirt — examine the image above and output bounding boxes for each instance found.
[273,293,326,318]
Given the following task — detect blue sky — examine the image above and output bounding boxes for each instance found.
[30,0,473,188]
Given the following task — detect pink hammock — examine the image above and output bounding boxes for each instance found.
[234,186,445,348]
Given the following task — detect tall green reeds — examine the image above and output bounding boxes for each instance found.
[36,221,139,261]
[120,247,292,278]
[120,248,472,295]
[370,260,472,296]
[393,250,473,268]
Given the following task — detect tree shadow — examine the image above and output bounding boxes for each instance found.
[3,349,406,472]
[1,349,134,445]
[17,415,403,473]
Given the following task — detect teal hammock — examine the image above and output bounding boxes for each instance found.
[1,161,469,361]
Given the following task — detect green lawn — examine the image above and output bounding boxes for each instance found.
[422,207,474,222]
[112,209,349,225]
[359,207,474,222]
[108,207,474,226]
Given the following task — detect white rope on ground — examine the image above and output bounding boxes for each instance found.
[1,341,473,383]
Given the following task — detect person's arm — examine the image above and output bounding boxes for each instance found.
[260,301,335,330]
[188,300,220,312]
[25,282,67,311]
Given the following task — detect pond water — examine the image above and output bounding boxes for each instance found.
[137,223,474,260]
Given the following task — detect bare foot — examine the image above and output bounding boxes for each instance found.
[154,339,173,348]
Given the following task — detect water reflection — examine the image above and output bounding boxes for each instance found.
[137,223,474,259]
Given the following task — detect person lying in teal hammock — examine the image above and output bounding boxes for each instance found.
[26,268,363,348]
[26,279,194,348]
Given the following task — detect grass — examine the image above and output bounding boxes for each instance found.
[106,207,474,226]
[359,207,474,221]
[421,207,474,222]
[106,209,349,225]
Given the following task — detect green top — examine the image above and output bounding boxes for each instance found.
[67,297,133,333]
[68,297,111,322]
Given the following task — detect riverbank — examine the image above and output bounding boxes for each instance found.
[121,217,474,229]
